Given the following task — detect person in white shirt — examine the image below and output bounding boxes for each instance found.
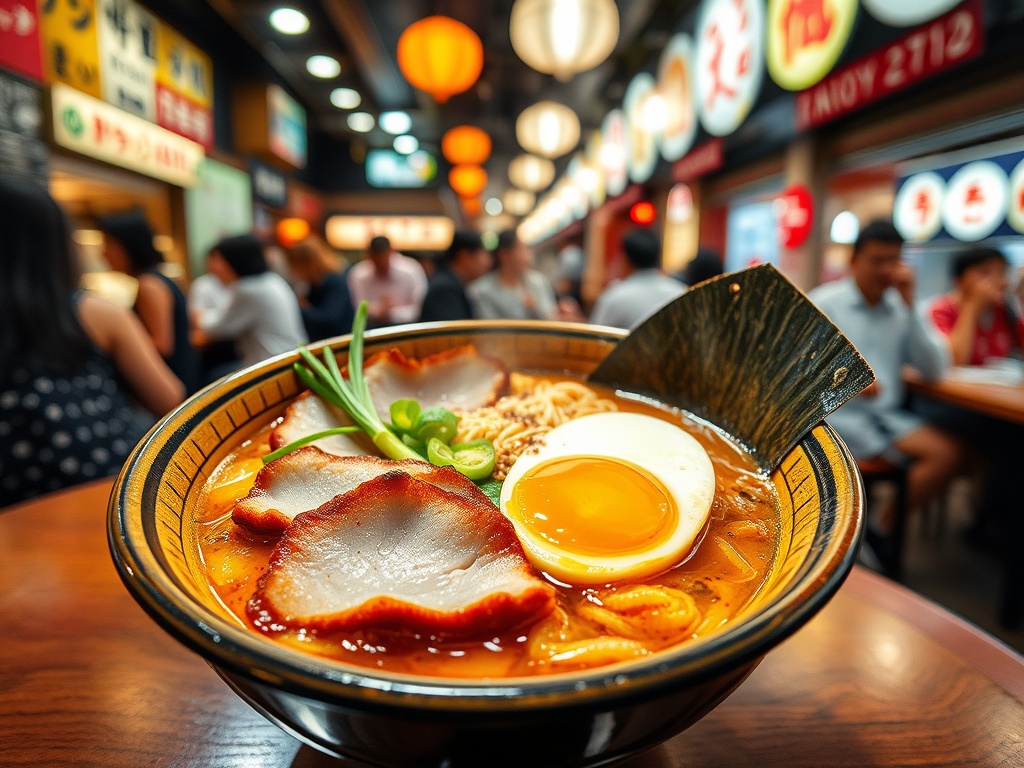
[469,229,558,320]
[346,235,428,328]
[589,228,686,330]
[197,234,308,372]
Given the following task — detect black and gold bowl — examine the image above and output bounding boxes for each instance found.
[109,266,870,767]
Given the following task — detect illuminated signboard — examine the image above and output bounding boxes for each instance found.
[623,72,659,184]
[267,84,307,168]
[97,0,157,120]
[695,0,765,137]
[325,215,454,251]
[862,0,962,27]
[600,109,628,198]
[365,149,437,188]
[766,0,858,92]
[657,33,697,162]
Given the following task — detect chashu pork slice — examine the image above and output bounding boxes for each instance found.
[363,346,508,422]
[247,471,556,638]
[269,390,376,458]
[233,447,490,535]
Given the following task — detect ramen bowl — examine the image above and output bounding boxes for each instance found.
[110,268,867,768]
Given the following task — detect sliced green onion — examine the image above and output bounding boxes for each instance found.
[389,399,421,434]
[401,433,426,457]
[261,426,361,464]
[427,437,496,481]
[414,407,459,445]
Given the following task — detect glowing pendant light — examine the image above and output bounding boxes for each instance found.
[449,165,489,198]
[510,0,619,82]
[502,188,536,217]
[397,16,484,103]
[516,101,580,159]
[441,126,492,166]
[508,154,555,192]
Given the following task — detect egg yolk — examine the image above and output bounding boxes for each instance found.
[506,455,678,557]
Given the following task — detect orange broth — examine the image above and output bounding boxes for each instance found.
[196,378,779,678]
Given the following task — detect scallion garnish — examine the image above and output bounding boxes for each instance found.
[261,426,361,464]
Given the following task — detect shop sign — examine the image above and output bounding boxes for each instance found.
[583,129,606,208]
[941,161,1008,242]
[667,183,694,223]
[1,0,44,81]
[39,0,102,98]
[623,72,659,184]
[862,0,962,28]
[365,149,437,188]
[766,0,858,92]
[325,215,455,252]
[657,33,697,162]
[600,109,628,198]
[51,83,204,186]
[671,138,723,183]
[695,0,765,137]
[156,23,213,148]
[795,0,982,131]
[0,69,48,184]
[97,0,157,120]
[893,171,944,241]
[777,184,813,248]
[267,84,306,169]
[249,157,288,208]
[725,200,780,272]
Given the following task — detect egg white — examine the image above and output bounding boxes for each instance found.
[499,412,716,585]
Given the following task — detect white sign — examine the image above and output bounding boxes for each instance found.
[1007,158,1024,234]
[861,0,962,27]
[98,0,157,120]
[325,215,455,252]
[894,172,945,242]
[658,33,698,162]
[624,72,659,184]
[695,0,765,137]
[600,109,628,198]
[52,83,204,187]
[667,183,694,223]
[941,161,1009,242]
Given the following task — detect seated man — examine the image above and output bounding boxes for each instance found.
[928,246,1023,365]
[807,220,962,521]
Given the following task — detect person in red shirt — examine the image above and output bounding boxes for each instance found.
[929,247,1023,366]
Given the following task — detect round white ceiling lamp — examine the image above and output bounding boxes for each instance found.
[485,197,503,216]
[347,112,375,133]
[515,101,580,159]
[306,55,341,79]
[393,135,419,155]
[502,188,536,216]
[269,7,309,35]
[379,111,412,135]
[330,87,361,109]
[510,0,619,82]
[508,154,556,192]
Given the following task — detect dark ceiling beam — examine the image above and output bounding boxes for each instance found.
[322,0,416,110]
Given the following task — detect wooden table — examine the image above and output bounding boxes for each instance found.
[903,368,1024,425]
[3,479,1024,768]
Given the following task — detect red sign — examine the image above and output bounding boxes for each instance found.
[795,0,983,131]
[156,83,213,149]
[671,139,724,183]
[778,184,814,248]
[0,0,43,81]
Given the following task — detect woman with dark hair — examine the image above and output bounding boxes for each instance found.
[97,208,201,394]
[195,234,307,374]
[284,236,355,341]
[0,180,184,506]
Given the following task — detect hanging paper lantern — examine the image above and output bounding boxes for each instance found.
[277,217,311,248]
[441,125,492,166]
[508,153,555,192]
[516,101,580,158]
[449,164,489,198]
[510,0,619,82]
[502,188,536,217]
[397,16,484,103]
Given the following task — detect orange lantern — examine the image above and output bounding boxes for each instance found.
[441,126,492,166]
[397,16,484,103]
[461,197,484,217]
[448,165,488,198]
[277,217,311,248]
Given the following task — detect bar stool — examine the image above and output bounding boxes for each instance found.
[857,456,910,582]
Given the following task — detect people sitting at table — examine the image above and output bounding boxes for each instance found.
[347,235,427,329]
[807,219,964,527]
[589,227,686,330]
[284,236,355,341]
[928,246,1023,366]
[193,234,308,377]
[418,230,493,322]
[97,208,201,395]
[468,229,558,320]
[0,180,184,507]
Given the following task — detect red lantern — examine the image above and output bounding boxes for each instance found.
[449,165,488,198]
[397,16,484,103]
[441,126,492,166]
[778,185,814,248]
[629,200,656,225]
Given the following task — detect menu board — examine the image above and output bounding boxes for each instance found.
[0,69,48,184]
[156,22,213,147]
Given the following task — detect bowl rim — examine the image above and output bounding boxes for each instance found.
[109,320,863,714]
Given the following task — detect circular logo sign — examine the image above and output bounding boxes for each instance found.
[657,34,698,162]
[1007,158,1024,235]
[61,107,84,137]
[600,109,629,198]
[861,0,961,27]
[777,184,814,248]
[695,0,765,137]
[766,0,858,91]
[623,73,659,184]
[894,172,945,242]
[941,161,1009,242]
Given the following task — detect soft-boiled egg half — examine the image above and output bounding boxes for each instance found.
[499,412,715,585]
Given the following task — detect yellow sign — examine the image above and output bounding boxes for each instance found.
[766,0,858,91]
[51,83,205,186]
[39,0,102,98]
[156,22,212,109]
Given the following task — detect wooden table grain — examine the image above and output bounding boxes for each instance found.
[2,479,1023,768]
[903,368,1024,425]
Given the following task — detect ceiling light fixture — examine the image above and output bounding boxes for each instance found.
[393,135,419,154]
[347,112,375,133]
[379,111,412,135]
[330,87,361,109]
[484,198,503,216]
[306,55,341,79]
[510,0,619,81]
[269,7,309,35]
[516,101,580,159]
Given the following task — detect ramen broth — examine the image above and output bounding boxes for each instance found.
[196,377,779,678]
